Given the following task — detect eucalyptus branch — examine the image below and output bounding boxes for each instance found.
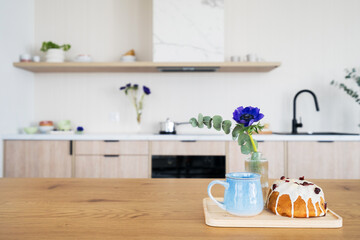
[331,68,360,105]
[190,113,264,155]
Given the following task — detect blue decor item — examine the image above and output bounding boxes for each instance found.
[233,106,264,127]
[208,172,264,216]
[76,126,84,134]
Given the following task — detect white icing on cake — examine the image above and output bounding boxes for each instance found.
[266,178,326,218]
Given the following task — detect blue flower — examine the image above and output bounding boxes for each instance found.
[143,86,151,95]
[133,84,139,88]
[126,83,131,87]
[120,86,126,90]
[233,106,264,127]
[77,126,84,132]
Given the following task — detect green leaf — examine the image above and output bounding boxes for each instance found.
[212,115,223,131]
[238,133,249,145]
[198,113,204,128]
[237,133,258,154]
[251,152,262,160]
[189,118,198,127]
[40,41,71,52]
[221,120,232,134]
[203,116,211,128]
[232,125,243,140]
[62,44,71,51]
[207,118,213,129]
[241,143,251,155]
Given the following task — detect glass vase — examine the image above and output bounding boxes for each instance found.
[245,152,268,203]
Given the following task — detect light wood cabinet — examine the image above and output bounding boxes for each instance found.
[75,140,148,155]
[4,139,359,179]
[74,140,149,178]
[287,141,360,179]
[151,141,225,156]
[75,155,148,178]
[4,140,72,178]
[227,141,286,178]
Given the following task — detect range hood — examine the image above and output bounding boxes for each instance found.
[153,0,224,63]
[157,66,220,72]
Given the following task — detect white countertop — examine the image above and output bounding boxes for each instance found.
[1,133,359,141]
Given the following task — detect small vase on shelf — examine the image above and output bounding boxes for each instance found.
[245,152,268,203]
[119,83,151,133]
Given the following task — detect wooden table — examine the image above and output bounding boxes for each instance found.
[0,179,359,239]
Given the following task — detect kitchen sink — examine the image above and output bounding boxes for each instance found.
[273,132,359,136]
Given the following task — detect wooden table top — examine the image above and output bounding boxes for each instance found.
[0,178,359,240]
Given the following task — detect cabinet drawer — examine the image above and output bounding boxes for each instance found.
[151,141,225,156]
[75,141,148,155]
[75,155,149,178]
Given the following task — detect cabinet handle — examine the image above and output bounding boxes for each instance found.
[257,140,265,143]
[180,140,197,142]
[69,140,73,155]
[317,141,334,143]
[104,155,119,158]
[104,140,119,143]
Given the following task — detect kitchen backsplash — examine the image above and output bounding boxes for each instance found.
[30,0,360,134]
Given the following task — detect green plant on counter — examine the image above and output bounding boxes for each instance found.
[40,41,71,52]
[331,68,360,105]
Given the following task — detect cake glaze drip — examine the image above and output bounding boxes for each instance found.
[266,178,326,218]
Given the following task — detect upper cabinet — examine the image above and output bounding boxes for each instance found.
[13,61,281,73]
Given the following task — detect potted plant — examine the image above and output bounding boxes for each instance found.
[40,41,71,62]
[331,67,360,129]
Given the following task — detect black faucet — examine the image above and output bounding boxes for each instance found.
[292,89,320,134]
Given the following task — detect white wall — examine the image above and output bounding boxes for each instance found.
[0,0,35,176]
[33,0,360,134]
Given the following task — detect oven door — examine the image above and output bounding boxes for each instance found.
[152,155,225,178]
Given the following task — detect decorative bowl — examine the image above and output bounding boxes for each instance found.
[121,55,136,62]
[24,127,38,134]
[57,120,72,131]
[38,125,54,133]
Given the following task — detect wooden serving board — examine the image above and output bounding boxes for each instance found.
[203,198,342,228]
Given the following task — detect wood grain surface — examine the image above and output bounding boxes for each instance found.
[13,62,281,73]
[203,198,342,228]
[0,178,359,239]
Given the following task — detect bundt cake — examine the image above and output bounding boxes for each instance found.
[266,176,327,218]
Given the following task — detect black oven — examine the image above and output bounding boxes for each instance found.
[151,155,225,178]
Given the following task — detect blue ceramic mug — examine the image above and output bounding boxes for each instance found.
[207,172,264,216]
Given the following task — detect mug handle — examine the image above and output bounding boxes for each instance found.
[207,180,229,210]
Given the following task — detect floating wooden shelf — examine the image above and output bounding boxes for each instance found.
[13,61,281,73]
